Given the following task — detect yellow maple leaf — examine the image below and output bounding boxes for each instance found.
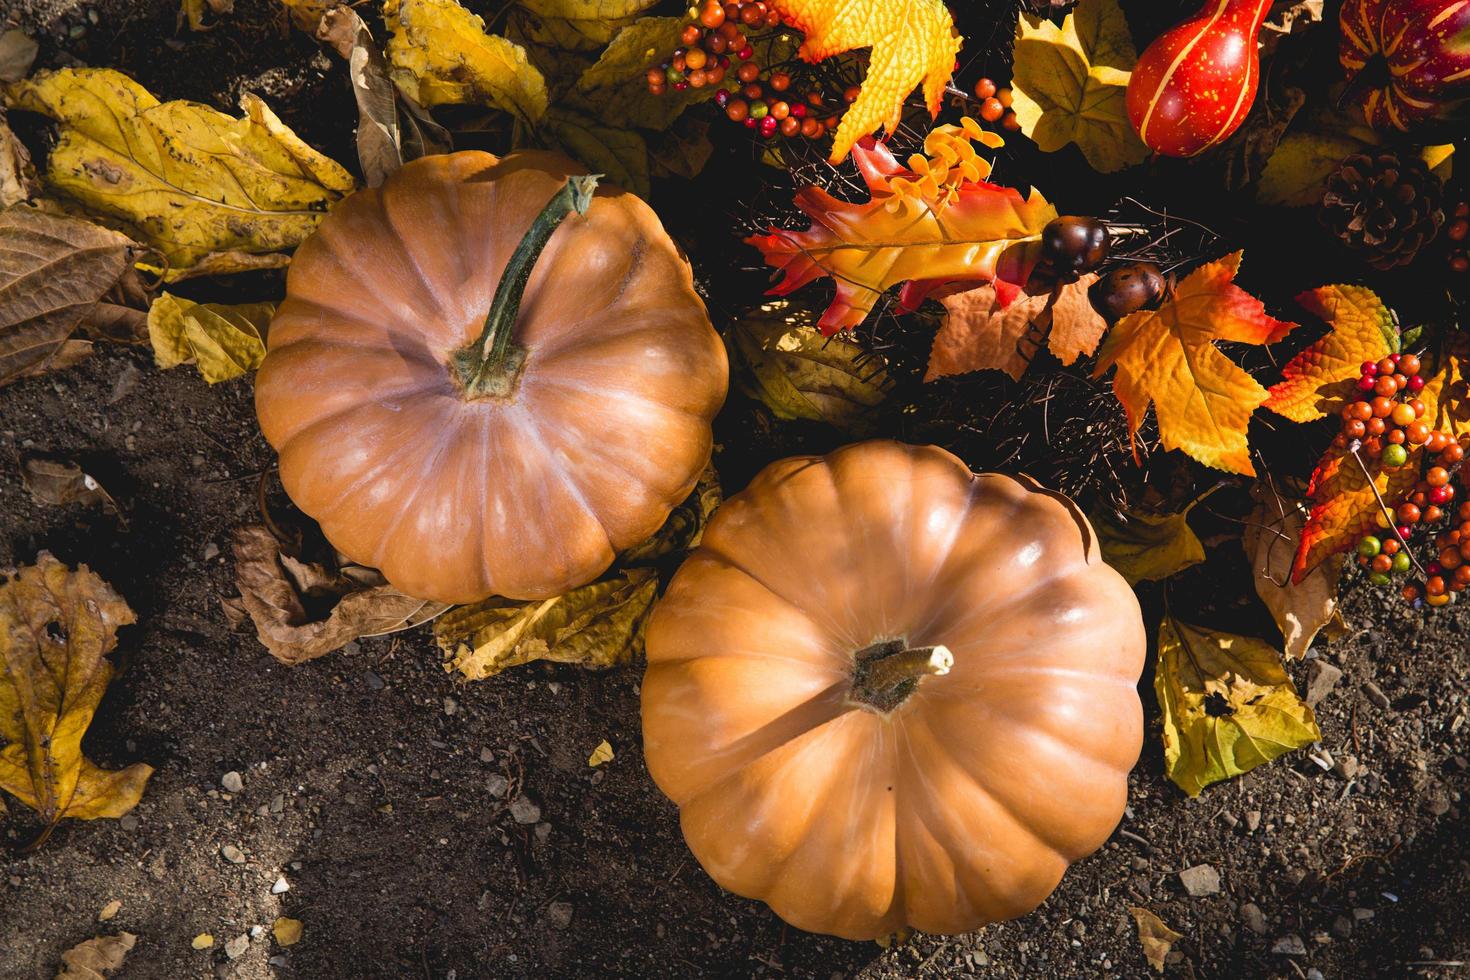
[748,119,1057,333]
[1155,617,1319,797]
[1009,0,1148,173]
[384,0,549,124]
[0,554,152,841]
[768,0,961,162]
[2,69,354,280]
[148,293,275,384]
[1264,284,1397,422]
[1093,252,1297,476]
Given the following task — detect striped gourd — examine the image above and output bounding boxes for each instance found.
[1340,0,1470,131]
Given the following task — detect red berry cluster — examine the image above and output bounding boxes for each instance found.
[971,78,1021,133]
[647,0,852,141]
[1342,353,1470,606]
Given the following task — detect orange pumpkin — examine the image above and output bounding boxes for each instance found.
[642,441,1145,939]
[255,152,727,604]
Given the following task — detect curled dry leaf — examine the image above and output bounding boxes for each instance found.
[1,112,40,207]
[1128,907,1182,973]
[540,106,650,198]
[2,68,355,279]
[727,301,889,434]
[0,554,153,833]
[1092,500,1205,587]
[508,0,658,54]
[926,273,1105,382]
[276,0,334,32]
[20,454,123,523]
[1156,617,1320,797]
[1009,0,1148,173]
[618,462,721,563]
[147,293,274,384]
[384,0,549,124]
[229,525,450,666]
[1245,485,1343,661]
[437,567,658,681]
[0,208,137,388]
[567,16,725,131]
[55,932,136,980]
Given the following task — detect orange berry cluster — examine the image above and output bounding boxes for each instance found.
[972,78,1021,132]
[1334,353,1432,468]
[649,0,851,141]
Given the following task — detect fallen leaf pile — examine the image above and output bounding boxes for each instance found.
[747,119,1057,334]
[1093,252,1297,476]
[0,554,152,835]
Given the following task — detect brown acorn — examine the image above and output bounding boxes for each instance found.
[1091,262,1166,321]
[1041,216,1111,277]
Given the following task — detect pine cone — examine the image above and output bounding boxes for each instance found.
[1321,152,1445,270]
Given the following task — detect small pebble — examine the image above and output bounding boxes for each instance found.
[1245,810,1262,832]
[1352,907,1375,921]
[270,794,285,814]
[546,901,573,929]
[1333,754,1360,780]
[509,796,541,824]
[1305,661,1343,706]
[444,697,458,716]
[486,774,510,798]
[480,747,495,763]
[221,844,246,865]
[1363,681,1391,710]
[1240,902,1267,935]
[1179,864,1221,897]
[119,814,139,832]
[1332,915,1353,939]
[249,925,266,939]
[535,821,552,842]
[363,671,385,691]
[1272,934,1307,956]
[225,934,250,960]
[272,876,290,895]
[222,771,244,794]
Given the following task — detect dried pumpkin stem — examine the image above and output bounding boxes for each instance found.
[849,643,952,711]
[452,174,601,398]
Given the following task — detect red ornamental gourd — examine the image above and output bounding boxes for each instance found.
[255,152,727,604]
[1126,0,1274,157]
[1340,0,1470,130]
[642,441,1146,940]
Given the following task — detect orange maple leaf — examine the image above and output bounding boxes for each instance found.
[1092,252,1297,476]
[1293,342,1470,581]
[925,274,1105,382]
[746,120,1058,335]
[1264,285,1397,423]
[769,0,961,162]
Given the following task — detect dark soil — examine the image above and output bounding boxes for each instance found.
[3,0,1469,978]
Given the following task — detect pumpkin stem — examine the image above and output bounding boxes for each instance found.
[451,174,601,399]
[849,643,952,712]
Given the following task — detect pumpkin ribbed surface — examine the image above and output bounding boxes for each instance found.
[642,441,1145,939]
[255,151,727,604]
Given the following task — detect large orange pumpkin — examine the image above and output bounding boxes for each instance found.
[255,152,727,604]
[642,441,1145,939]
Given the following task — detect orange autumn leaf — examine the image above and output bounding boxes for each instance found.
[1093,252,1297,476]
[1291,346,1469,582]
[746,120,1058,335]
[769,0,961,162]
[1264,285,1397,423]
[926,273,1104,382]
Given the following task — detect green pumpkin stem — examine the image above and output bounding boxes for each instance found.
[452,174,601,398]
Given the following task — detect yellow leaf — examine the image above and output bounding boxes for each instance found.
[97,900,121,921]
[0,554,152,831]
[1092,503,1205,587]
[272,917,303,947]
[1263,284,1397,422]
[55,932,136,979]
[436,568,658,681]
[1128,907,1182,973]
[767,0,960,162]
[568,16,731,131]
[1245,486,1343,661]
[587,739,614,766]
[1093,252,1298,475]
[2,69,354,280]
[1010,0,1149,173]
[147,293,274,384]
[384,0,549,123]
[518,0,657,16]
[190,935,214,950]
[1156,617,1320,797]
[539,106,649,198]
[277,0,332,32]
[728,300,890,434]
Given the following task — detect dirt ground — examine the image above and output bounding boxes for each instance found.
[3,0,1470,977]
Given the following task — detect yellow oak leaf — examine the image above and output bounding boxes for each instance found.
[747,119,1057,334]
[925,273,1105,382]
[148,293,274,384]
[436,568,658,681]
[2,69,354,280]
[384,0,549,124]
[1156,617,1320,797]
[1093,252,1298,476]
[1264,284,1397,422]
[0,554,152,837]
[767,0,961,162]
[1010,0,1149,173]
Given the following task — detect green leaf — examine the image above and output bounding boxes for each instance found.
[147,293,274,383]
[728,301,890,434]
[540,106,650,198]
[1092,502,1205,586]
[436,568,659,681]
[1156,617,1320,797]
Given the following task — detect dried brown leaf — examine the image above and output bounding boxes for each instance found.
[0,554,153,832]
[229,525,448,665]
[1,112,40,207]
[1128,907,1181,972]
[19,454,123,523]
[0,30,39,83]
[0,208,137,388]
[1245,485,1343,660]
[55,932,136,979]
[926,274,1103,382]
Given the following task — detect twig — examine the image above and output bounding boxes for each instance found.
[1347,439,1427,577]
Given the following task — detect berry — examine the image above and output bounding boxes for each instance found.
[1381,443,1409,468]
[1371,553,1393,574]
[1370,396,1394,418]
[1361,360,1379,376]
[1431,484,1455,505]
[1377,357,1397,375]
[726,99,749,122]
[1397,525,1415,540]
[1358,535,1383,557]
[975,77,997,99]
[1406,420,1431,444]
[1391,402,1416,426]
[1443,443,1465,465]
[1428,466,1451,487]
[1391,551,1412,573]
[1398,353,1421,376]
[737,45,754,60]
[737,61,760,83]
[979,97,1004,122]
[1356,375,1378,392]
[769,72,791,92]
[1349,401,1374,422]
[700,3,725,28]
[1368,571,1393,586]
[1397,500,1421,523]
[1374,374,1399,397]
